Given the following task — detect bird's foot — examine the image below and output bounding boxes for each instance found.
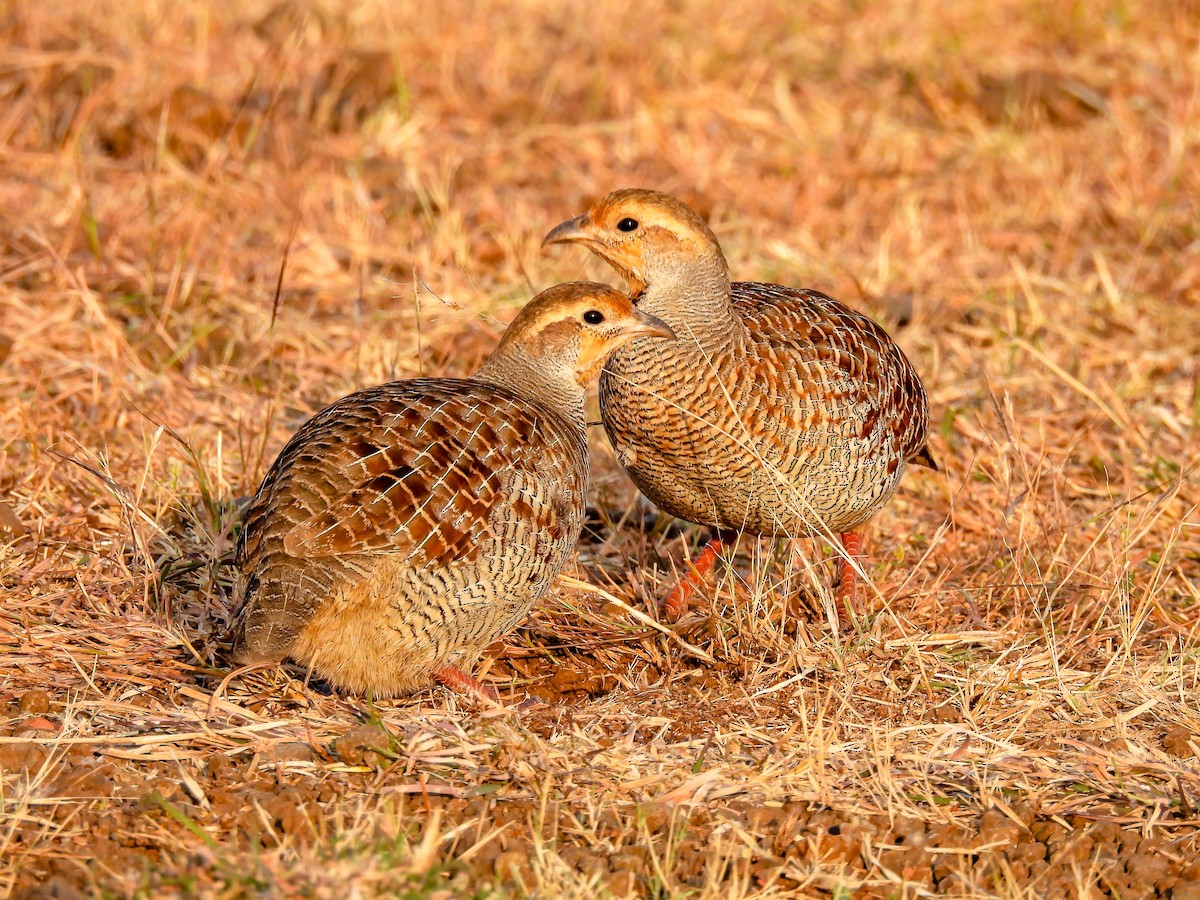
[834,531,865,624]
[434,664,499,700]
[662,532,732,622]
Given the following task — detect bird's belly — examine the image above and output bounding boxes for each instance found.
[603,363,905,537]
[287,552,554,697]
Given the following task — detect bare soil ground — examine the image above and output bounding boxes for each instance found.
[2,1,1199,897]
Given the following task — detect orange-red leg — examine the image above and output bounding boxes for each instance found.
[433,664,498,700]
[835,531,865,621]
[662,531,735,622]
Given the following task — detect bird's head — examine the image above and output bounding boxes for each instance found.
[542,189,727,296]
[493,281,675,386]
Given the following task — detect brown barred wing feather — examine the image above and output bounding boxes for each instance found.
[271,382,539,567]
[733,283,933,474]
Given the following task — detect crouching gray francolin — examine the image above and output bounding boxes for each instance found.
[544,190,935,622]
[229,282,674,697]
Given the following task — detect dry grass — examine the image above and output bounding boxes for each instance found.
[2,0,1199,897]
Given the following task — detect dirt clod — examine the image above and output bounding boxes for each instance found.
[549,666,618,696]
[0,501,25,539]
[605,870,638,897]
[12,875,87,900]
[494,848,534,887]
[0,741,47,773]
[1164,725,1197,758]
[334,724,393,766]
[268,741,319,763]
[17,690,52,715]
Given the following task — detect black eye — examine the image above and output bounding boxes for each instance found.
[583,310,605,325]
[617,217,639,232]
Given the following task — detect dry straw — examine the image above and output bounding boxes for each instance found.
[1,0,1197,896]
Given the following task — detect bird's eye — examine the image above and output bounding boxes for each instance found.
[583,310,605,325]
[616,217,639,232]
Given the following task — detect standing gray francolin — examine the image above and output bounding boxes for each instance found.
[544,190,935,621]
[229,282,674,697]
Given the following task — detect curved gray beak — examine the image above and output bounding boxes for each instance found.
[542,214,590,248]
[630,308,675,341]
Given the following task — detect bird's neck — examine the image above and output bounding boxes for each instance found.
[474,352,587,430]
[636,262,742,352]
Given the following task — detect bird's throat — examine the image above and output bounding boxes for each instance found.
[633,274,741,354]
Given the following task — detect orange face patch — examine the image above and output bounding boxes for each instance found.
[578,190,721,287]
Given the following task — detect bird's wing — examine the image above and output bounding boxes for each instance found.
[732,283,931,462]
[272,380,552,567]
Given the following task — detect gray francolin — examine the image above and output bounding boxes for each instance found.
[229,282,674,697]
[544,190,935,621]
